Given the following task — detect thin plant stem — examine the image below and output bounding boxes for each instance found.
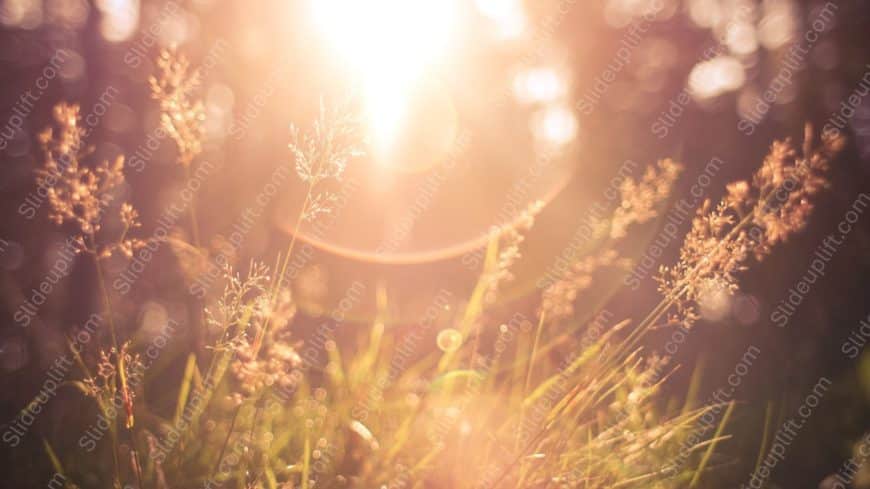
[301,427,311,489]
[516,312,546,451]
[182,164,207,364]
[90,238,123,487]
[753,401,775,476]
[109,426,122,489]
[129,433,145,489]
[689,401,735,488]
[247,400,264,480]
[184,165,202,247]
[211,404,242,482]
[252,182,314,356]
[523,312,546,396]
[92,248,118,349]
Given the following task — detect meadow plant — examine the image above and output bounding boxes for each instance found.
[31,49,845,489]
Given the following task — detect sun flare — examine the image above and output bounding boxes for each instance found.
[310,0,460,151]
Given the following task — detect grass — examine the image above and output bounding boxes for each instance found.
[23,48,845,489]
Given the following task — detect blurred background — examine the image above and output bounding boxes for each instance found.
[0,0,869,487]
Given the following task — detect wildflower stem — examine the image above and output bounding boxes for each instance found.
[517,312,546,451]
[302,426,311,489]
[129,433,145,489]
[184,165,202,247]
[275,189,310,292]
[91,248,130,489]
[90,241,126,487]
[184,163,206,361]
[248,400,263,470]
[753,401,775,475]
[211,404,242,481]
[252,183,313,355]
[92,251,119,349]
[689,401,735,488]
[523,312,546,395]
[109,426,122,489]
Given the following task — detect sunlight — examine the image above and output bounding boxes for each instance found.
[475,0,527,39]
[310,0,459,152]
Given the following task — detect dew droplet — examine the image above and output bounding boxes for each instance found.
[436,328,462,353]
